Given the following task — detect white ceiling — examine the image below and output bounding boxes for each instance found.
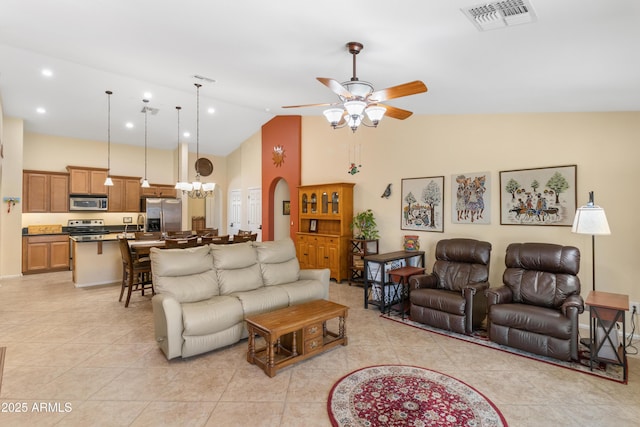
[1,0,639,156]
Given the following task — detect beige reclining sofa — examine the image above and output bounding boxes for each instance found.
[150,238,329,360]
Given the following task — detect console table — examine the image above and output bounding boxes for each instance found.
[363,250,425,311]
[586,290,628,381]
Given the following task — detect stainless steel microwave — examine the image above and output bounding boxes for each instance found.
[69,196,108,211]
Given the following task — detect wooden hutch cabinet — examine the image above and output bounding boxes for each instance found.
[296,182,354,282]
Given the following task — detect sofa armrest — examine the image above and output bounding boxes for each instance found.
[299,268,330,299]
[409,273,438,290]
[486,285,514,306]
[561,294,585,317]
[152,294,185,360]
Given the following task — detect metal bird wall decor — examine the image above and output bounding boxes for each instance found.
[381,183,392,198]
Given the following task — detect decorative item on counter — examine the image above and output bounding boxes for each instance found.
[404,235,420,251]
[348,162,361,175]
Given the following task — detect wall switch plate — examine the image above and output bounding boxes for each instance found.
[630,301,640,314]
[123,217,133,224]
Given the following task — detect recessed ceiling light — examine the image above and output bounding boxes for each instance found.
[183,131,191,138]
[143,92,153,99]
[41,69,53,77]
[207,107,215,114]
[36,107,46,114]
[125,122,134,129]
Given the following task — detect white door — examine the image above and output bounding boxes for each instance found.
[248,187,262,241]
[228,189,241,237]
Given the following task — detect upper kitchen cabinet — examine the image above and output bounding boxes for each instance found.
[67,166,109,195]
[140,184,178,198]
[23,170,69,213]
[108,176,142,212]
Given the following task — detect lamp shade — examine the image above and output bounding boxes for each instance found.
[365,105,386,124]
[323,108,344,125]
[344,100,366,117]
[571,205,611,235]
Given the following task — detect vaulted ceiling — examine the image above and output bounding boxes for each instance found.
[1,0,639,156]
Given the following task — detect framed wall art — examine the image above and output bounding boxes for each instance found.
[500,165,577,226]
[401,176,444,232]
[282,200,290,215]
[451,171,491,224]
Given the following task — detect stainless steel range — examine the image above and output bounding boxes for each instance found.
[67,219,111,241]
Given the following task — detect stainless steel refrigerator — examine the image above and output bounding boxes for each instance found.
[145,198,182,234]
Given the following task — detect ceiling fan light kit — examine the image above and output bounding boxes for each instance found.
[283,41,427,133]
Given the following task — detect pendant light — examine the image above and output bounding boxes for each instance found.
[174,106,189,190]
[140,99,150,188]
[104,90,114,186]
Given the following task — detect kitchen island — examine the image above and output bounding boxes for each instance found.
[70,233,132,287]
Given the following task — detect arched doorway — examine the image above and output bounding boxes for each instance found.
[273,178,291,240]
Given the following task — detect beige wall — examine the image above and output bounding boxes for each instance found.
[1,117,24,277]
[226,130,262,231]
[299,112,640,325]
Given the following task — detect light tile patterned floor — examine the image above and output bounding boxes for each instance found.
[1,271,639,426]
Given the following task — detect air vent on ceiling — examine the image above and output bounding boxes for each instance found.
[141,106,160,115]
[462,0,537,31]
[193,74,216,84]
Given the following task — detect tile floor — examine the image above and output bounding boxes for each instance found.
[1,271,639,426]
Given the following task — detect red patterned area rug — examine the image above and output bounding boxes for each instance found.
[382,313,625,384]
[328,365,507,427]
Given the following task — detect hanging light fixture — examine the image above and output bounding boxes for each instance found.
[179,83,215,199]
[104,90,114,186]
[140,99,150,188]
[174,106,189,191]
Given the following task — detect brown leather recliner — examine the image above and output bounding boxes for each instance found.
[487,242,584,361]
[409,238,492,335]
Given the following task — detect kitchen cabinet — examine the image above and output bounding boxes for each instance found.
[67,166,109,195]
[23,170,69,213]
[22,235,70,274]
[141,184,177,198]
[108,176,142,212]
[296,182,354,282]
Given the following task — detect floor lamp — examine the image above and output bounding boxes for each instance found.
[571,191,611,292]
[572,191,611,350]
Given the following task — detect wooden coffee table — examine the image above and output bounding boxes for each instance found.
[245,299,348,377]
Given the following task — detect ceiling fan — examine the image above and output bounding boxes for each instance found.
[282,41,428,131]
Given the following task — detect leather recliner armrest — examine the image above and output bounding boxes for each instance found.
[463,281,490,296]
[486,285,513,305]
[409,273,438,290]
[561,294,585,316]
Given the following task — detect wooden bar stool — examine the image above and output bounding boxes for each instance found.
[388,266,426,319]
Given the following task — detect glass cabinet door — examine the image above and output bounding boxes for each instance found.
[301,193,308,214]
[310,193,317,213]
[321,192,328,214]
[331,191,339,214]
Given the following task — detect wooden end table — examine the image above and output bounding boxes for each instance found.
[388,266,426,319]
[245,300,348,377]
[586,290,629,381]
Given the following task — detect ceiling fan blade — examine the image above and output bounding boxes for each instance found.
[368,80,427,102]
[282,102,338,109]
[317,77,353,99]
[378,104,413,120]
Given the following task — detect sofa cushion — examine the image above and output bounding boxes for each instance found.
[181,296,244,336]
[277,279,326,305]
[210,242,263,294]
[231,286,290,318]
[255,238,300,286]
[151,246,219,302]
[490,303,572,339]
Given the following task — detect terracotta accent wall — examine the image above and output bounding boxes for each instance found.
[261,116,301,241]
